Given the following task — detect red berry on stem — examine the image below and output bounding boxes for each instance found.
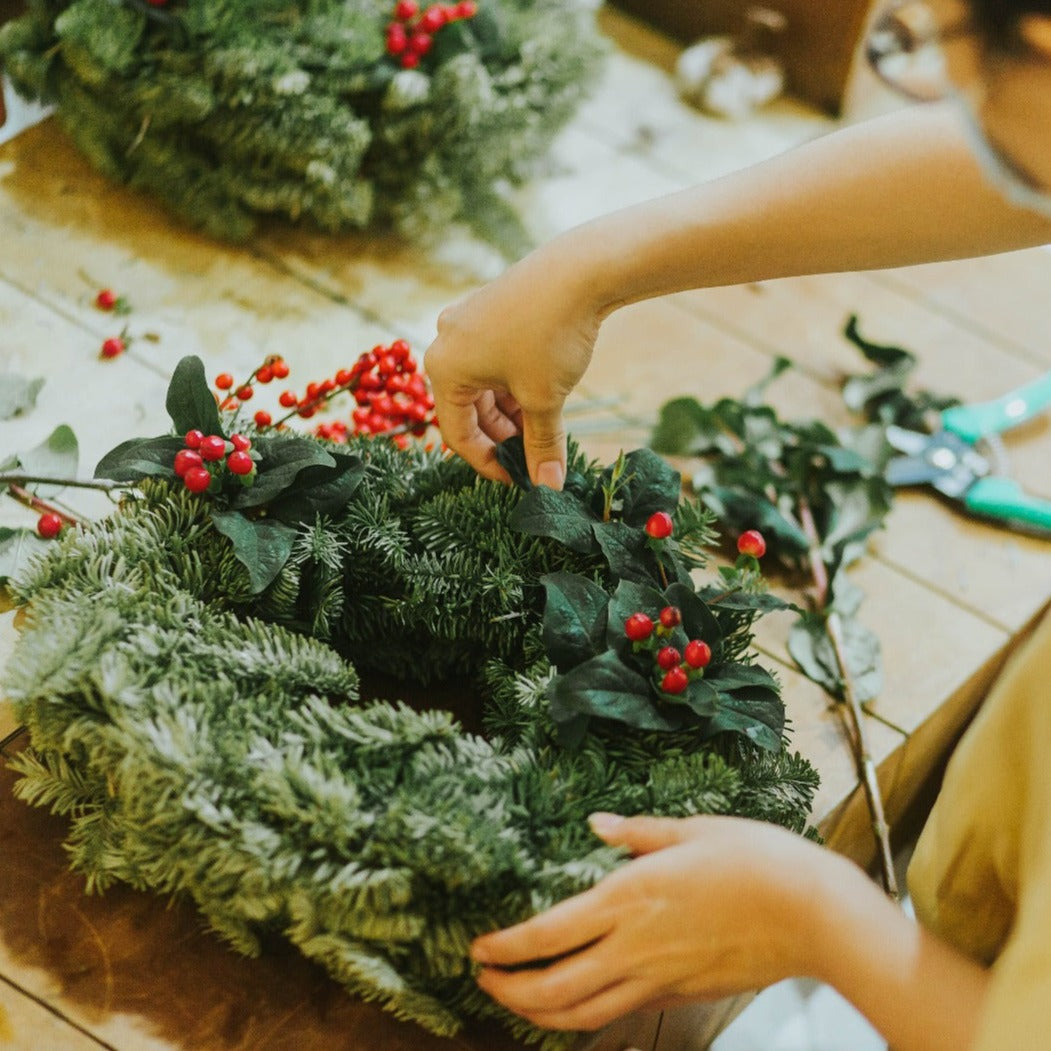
[684,639,712,669]
[408,32,432,55]
[230,433,251,452]
[100,336,125,359]
[456,0,477,16]
[387,23,408,53]
[185,430,204,449]
[255,366,274,384]
[419,5,447,32]
[271,359,290,379]
[335,368,354,387]
[199,435,227,462]
[645,511,673,539]
[37,512,63,539]
[279,390,298,408]
[184,466,213,494]
[174,448,203,478]
[95,288,118,310]
[226,450,254,476]
[254,410,272,428]
[395,0,418,19]
[400,51,420,68]
[215,372,234,390]
[657,646,681,671]
[659,605,682,629]
[624,612,654,642]
[661,666,690,695]
[737,529,767,558]
[236,384,254,401]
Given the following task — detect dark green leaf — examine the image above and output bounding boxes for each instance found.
[231,436,336,509]
[592,519,655,585]
[495,435,532,490]
[842,314,914,368]
[265,453,365,524]
[540,572,610,671]
[696,585,798,615]
[0,374,44,420]
[548,651,687,732]
[709,661,779,693]
[96,435,183,482]
[613,448,681,526]
[787,614,882,703]
[509,485,597,554]
[663,581,723,652]
[701,485,810,557]
[820,478,892,565]
[165,356,223,437]
[709,686,784,751]
[679,676,719,719]
[209,510,296,594]
[650,397,736,457]
[605,578,667,653]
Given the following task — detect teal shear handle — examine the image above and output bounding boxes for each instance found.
[942,370,1051,444]
[965,477,1051,531]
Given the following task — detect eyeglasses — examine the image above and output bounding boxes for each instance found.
[865,1,1051,214]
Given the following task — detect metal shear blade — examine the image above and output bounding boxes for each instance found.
[884,425,991,499]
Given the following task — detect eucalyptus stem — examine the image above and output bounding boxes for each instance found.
[797,499,899,901]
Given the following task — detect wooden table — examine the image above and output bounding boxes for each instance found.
[2,8,1050,1051]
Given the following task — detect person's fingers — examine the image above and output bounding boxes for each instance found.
[493,976,657,1033]
[471,886,612,968]
[431,392,511,484]
[521,405,567,490]
[473,389,521,445]
[588,813,700,856]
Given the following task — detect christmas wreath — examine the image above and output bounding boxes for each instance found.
[0,0,602,251]
[1,353,818,1048]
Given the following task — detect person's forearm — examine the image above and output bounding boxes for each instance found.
[554,103,1051,317]
[803,851,989,1051]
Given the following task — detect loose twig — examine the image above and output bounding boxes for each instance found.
[798,500,899,900]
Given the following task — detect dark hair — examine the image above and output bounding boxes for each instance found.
[971,0,1051,46]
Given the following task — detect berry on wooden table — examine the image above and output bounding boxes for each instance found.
[100,336,125,359]
[95,289,118,311]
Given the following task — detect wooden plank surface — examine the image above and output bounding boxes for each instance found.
[0,5,1049,1051]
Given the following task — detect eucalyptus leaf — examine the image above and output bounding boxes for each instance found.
[540,571,610,671]
[165,355,223,437]
[0,374,44,420]
[787,614,882,703]
[209,510,296,594]
[16,426,79,495]
[0,526,51,583]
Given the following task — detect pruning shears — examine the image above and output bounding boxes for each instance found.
[884,371,1051,534]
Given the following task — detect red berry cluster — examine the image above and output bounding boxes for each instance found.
[385,1,479,68]
[624,604,712,696]
[214,355,290,421]
[174,430,257,495]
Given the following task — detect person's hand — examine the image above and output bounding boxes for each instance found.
[424,243,603,490]
[470,812,831,1032]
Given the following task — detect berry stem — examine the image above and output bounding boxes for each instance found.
[0,473,129,493]
[5,484,84,527]
[798,497,899,902]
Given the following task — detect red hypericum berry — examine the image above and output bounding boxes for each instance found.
[419,5,447,32]
[645,511,673,540]
[184,466,212,494]
[656,646,681,671]
[659,605,682,629]
[624,612,654,642]
[100,336,125,359]
[279,390,298,408]
[408,32,432,55]
[661,666,690,695]
[400,50,420,67]
[37,512,63,539]
[254,410,272,428]
[737,529,767,559]
[387,24,408,53]
[185,429,204,449]
[271,359,290,379]
[214,372,234,390]
[455,0,477,16]
[226,450,254,476]
[199,435,227,462]
[395,0,418,19]
[95,288,118,310]
[173,448,203,478]
[230,433,251,452]
[236,384,254,401]
[685,639,712,669]
[335,368,354,387]
[255,365,274,384]
[298,405,317,419]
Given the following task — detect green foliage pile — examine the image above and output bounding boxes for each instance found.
[0,0,602,250]
[2,360,818,1045]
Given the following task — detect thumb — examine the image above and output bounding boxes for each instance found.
[588,813,696,856]
[522,407,567,491]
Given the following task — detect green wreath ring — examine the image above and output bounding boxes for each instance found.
[3,358,818,1048]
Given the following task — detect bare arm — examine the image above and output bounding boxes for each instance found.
[471,814,988,1051]
[425,102,1051,487]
